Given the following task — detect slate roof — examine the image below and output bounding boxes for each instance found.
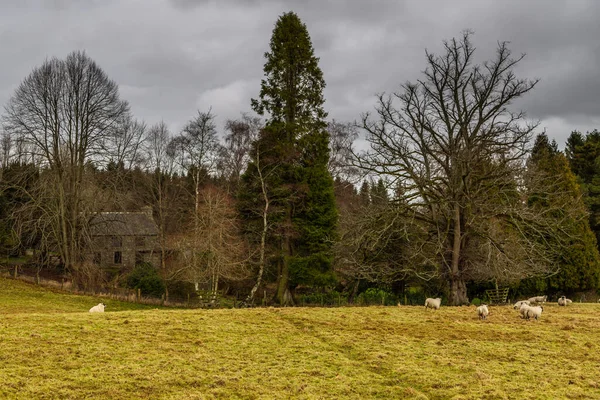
[89,211,158,236]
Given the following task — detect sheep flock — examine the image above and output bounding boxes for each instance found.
[419,293,586,322]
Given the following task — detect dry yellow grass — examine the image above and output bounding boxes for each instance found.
[1,277,599,399]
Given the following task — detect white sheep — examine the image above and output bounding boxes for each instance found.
[424,297,441,310]
[89,303,106,313]
[558,296,567,306]
[524,305,543,321]
[558,296,573,306]
[476,304,489,320]
[519,303,532,319]
[527,295,547,304]
[513,300,531,309]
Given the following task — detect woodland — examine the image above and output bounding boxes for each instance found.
[1,12,599,306]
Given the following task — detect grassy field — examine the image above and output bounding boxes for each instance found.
[1,277,599,399]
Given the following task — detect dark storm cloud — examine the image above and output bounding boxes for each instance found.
[1,0,599,144]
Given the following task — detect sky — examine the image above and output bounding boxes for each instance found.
[1,0,599,147]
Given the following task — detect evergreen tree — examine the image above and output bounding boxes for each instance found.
[359,181,370,206]
[565,129,600,248]
[529,133,600,293]
[371,179,389,207]
[241,12,337,304]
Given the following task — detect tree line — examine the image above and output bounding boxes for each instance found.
[1,13,599,305]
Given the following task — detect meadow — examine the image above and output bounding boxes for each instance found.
[1,277,599,399]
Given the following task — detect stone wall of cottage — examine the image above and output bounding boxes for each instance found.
[88,234,159,270]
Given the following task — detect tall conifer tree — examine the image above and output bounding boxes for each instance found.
[241,12,337,304]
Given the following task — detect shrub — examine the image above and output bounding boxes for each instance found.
[356,288,398,306]
[295,290,348,307]
[126,263,165,298]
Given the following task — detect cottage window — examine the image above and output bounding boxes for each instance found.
[135,236,145,247]
[114,251,122,264]
[111,236,122,247]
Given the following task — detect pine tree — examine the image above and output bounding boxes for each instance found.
[241,12,337,304]
[529,133,600,293]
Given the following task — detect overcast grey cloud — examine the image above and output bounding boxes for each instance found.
[1,0,599,146]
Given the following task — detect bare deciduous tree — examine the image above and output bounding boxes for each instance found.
[218,114,263,191]
[327,120,359,181]
[170,185,248,297]
[3,51,129,279]
[358,32,569,304]
[170,110,220,212]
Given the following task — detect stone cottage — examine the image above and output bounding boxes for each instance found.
[87,208,159,271]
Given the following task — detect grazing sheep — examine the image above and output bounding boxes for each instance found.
[527,295,547,304]
[566,299,573,305]
[524,305,544,321]
[424,298,441,310]
[476,304,489,320]
[89,303,106,313]
[513,300,531,309]
[519,303,532,319]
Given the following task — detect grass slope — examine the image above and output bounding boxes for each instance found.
[1,277,599,399]
[0,276,160,314]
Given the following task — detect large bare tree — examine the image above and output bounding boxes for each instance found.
[359,32,569,304]
[3,51,129,279]
[168,111,221,291]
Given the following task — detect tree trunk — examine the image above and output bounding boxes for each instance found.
[349,279,360,304]
[450,278,468,305]
[282,287,294,306]
[276,252,290,305]
[276,207,293,305]
[245,157,269,306]
[449,203,468,305]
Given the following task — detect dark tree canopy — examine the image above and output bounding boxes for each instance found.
[528,133,600,293]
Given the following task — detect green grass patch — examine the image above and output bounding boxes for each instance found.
[1,277,599,399]
[0,277,160,314]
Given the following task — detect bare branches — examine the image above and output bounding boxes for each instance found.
[170,110,220,179]
[356,32,551,300]
[2,51,129,277]
[327,120,359,182]
[218,114,263,188]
